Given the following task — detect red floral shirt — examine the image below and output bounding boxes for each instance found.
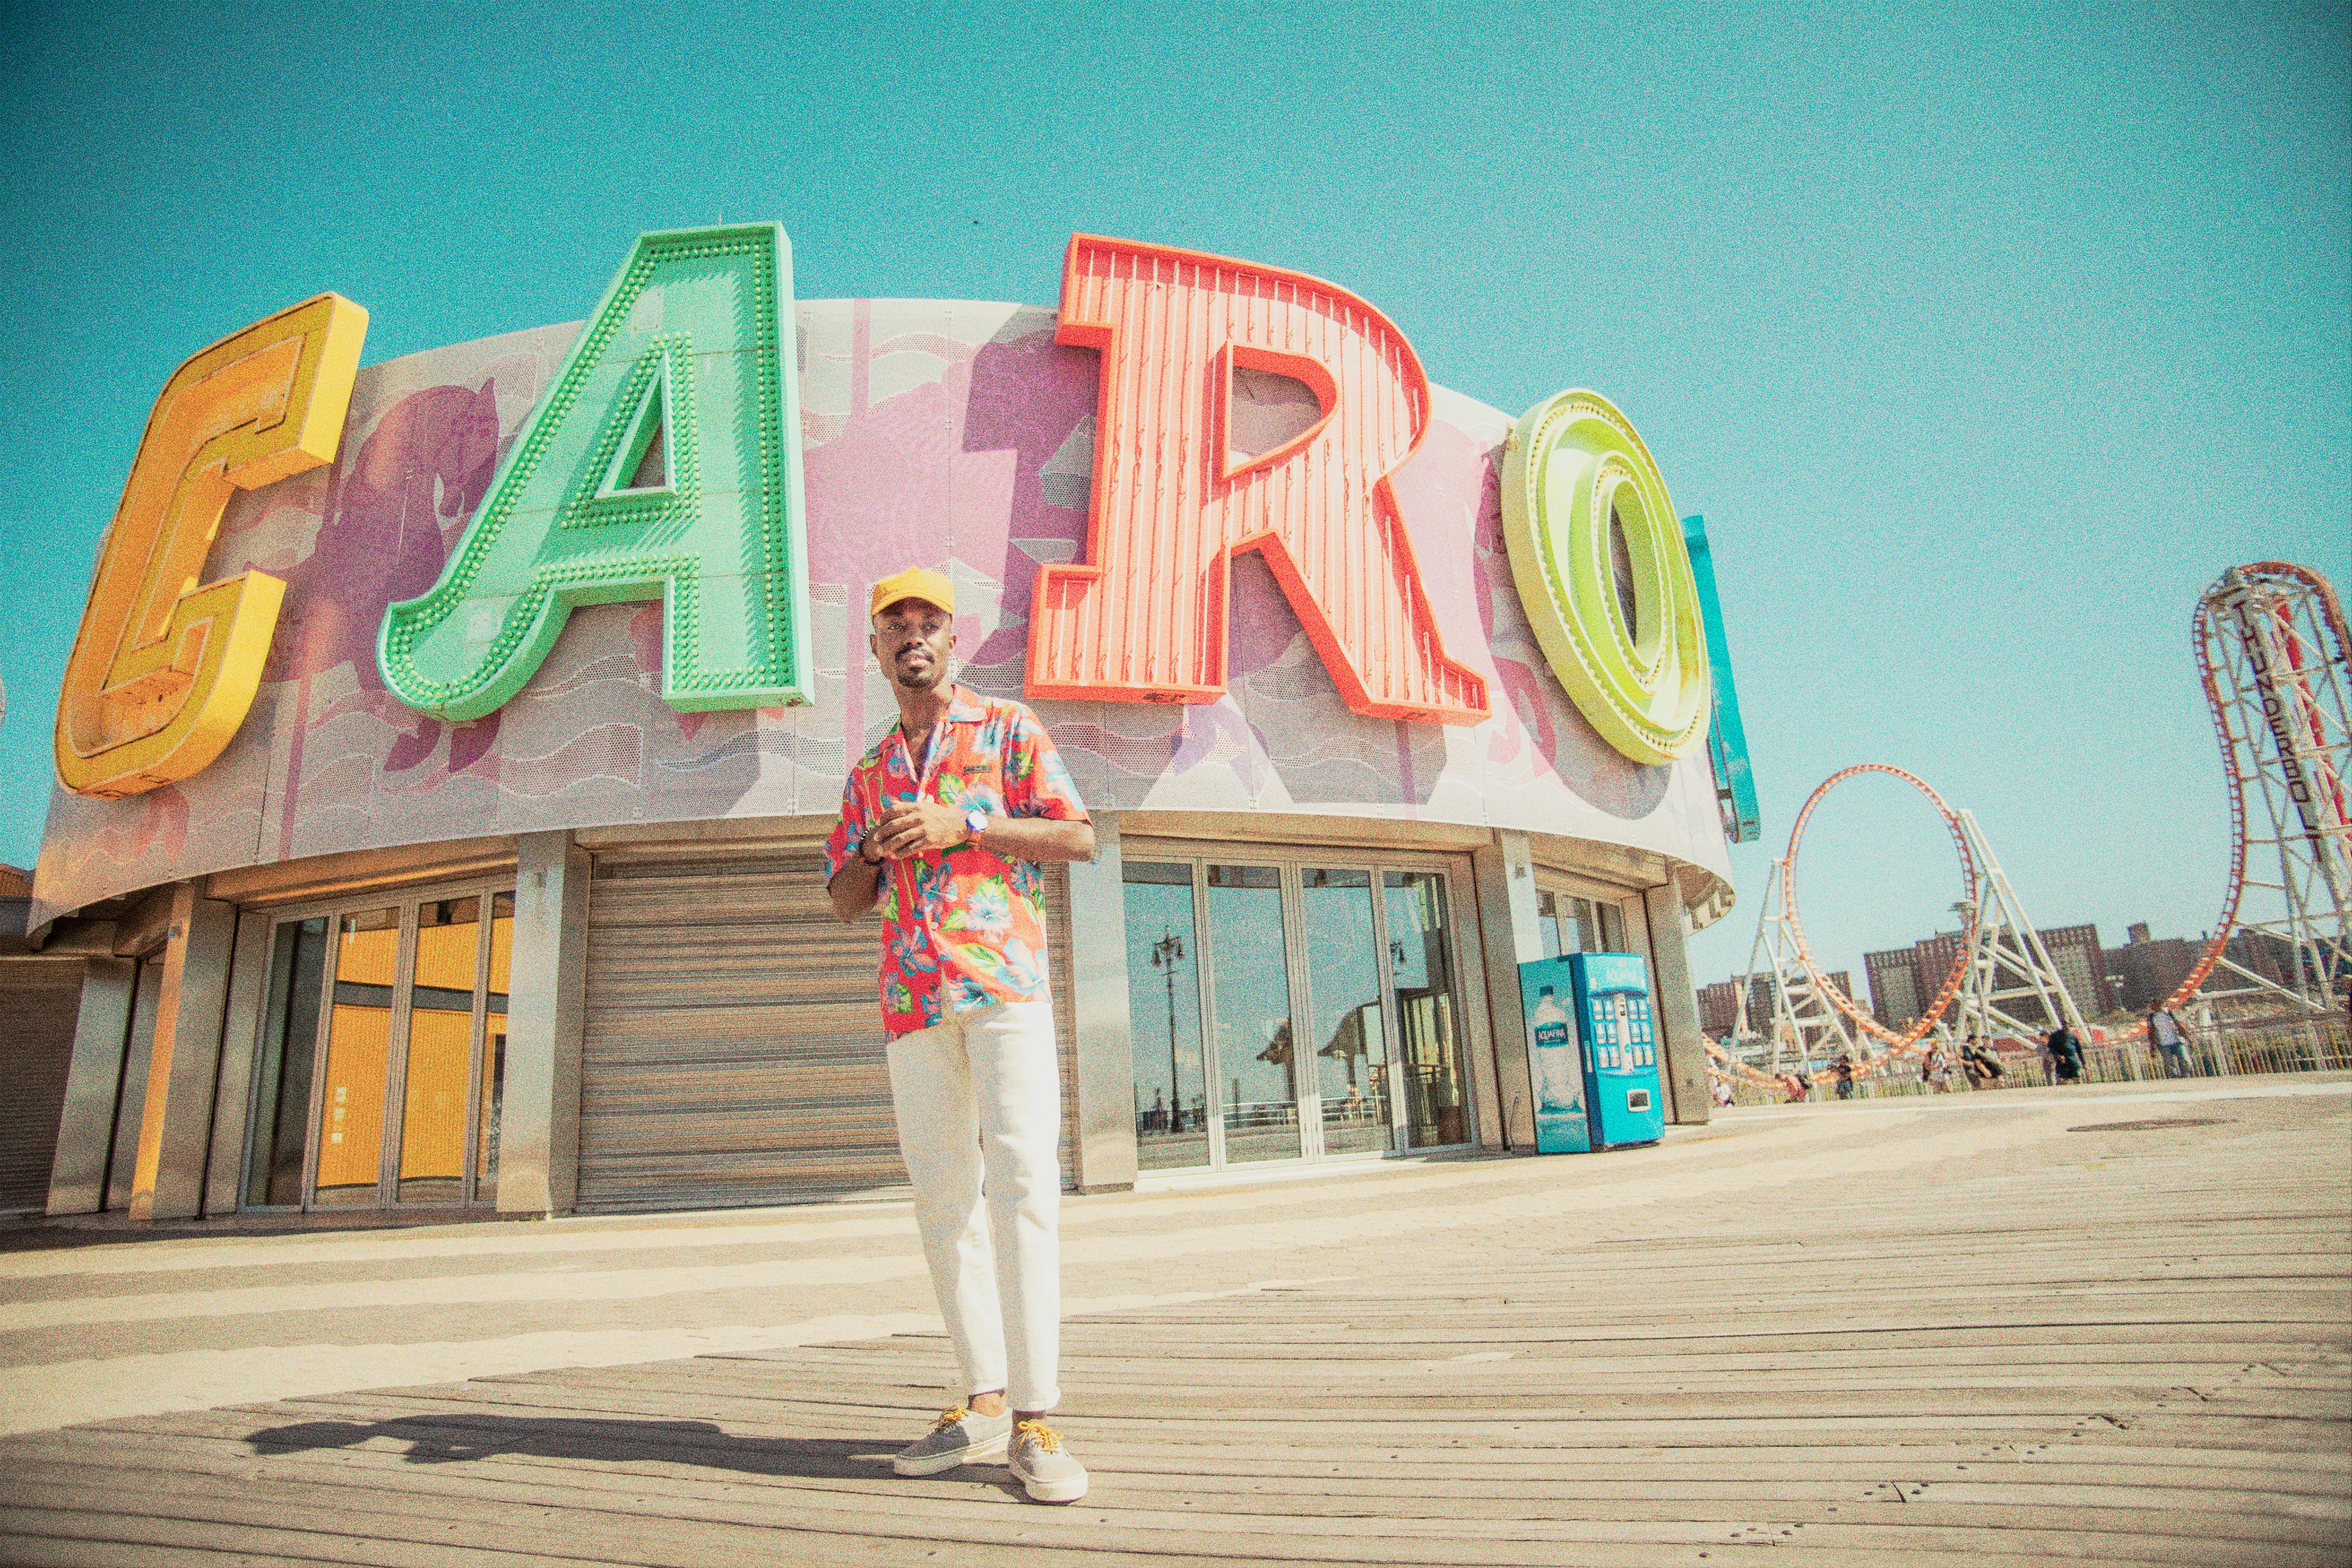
[824,686,1089,1038]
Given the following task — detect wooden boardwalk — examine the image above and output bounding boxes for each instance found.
[2,1084,2347,1565]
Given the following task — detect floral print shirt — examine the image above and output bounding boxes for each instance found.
[823,686,1089,1039]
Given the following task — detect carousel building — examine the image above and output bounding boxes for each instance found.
[3,226,1750,1223]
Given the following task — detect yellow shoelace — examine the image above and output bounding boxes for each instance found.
[1015,1418,1063,1452]
[930,1405,972,1432]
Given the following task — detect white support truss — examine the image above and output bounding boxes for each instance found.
[1950,808,2102,1057]
[2199,567,2352,1014]
[1733,858,1860,1078]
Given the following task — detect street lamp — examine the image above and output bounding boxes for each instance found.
[1150,926,1185,1133]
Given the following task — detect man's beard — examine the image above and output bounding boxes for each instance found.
[895,658,946,691]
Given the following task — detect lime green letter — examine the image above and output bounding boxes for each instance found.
[378,223,810,719]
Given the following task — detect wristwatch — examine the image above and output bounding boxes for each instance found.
[962,806,988,845]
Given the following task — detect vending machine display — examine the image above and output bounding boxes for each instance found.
[1515,954,1590,1153]
[1570,951,1666,1147]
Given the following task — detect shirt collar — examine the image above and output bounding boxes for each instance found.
[942,683,989,724]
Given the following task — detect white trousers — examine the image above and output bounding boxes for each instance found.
[885,1000,1062,1412]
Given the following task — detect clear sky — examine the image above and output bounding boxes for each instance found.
[2,0,2345,995]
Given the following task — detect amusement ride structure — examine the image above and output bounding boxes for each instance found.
[1713,559,2350,1091]
[2167,562,2352,1015]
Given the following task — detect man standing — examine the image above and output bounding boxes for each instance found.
[825,568,1096,1505]
[2148,1006,2194,1078]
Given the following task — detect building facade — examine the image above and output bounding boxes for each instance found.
[14,228,1746,1223]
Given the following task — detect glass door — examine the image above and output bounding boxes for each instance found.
[241,882,513,1211]
[1300,867,1393,1156]
[1123,847,1478,1173]
[1203,864,1302,1165]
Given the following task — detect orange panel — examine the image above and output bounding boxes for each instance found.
[1026,237,1488,725]
[398,1009,472,1181]
[315,1003,389,1194]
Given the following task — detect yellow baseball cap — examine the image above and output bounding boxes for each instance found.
[869,567,954,619]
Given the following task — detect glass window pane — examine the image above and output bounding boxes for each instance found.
[1536,891,1565,960]
[1205,865,1300,1164]
[244,918,327,1207]
[1302,867,1389,1156]
[478,892,512,1199]
[1122,863,1208,1171]
[1387,871,1469,1148]
[314,908,397,1206]
[398,899,478,1204]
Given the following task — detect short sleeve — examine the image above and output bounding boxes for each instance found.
[1002,705,1088,822]
[822,769,873,882]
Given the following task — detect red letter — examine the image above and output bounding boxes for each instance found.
[1026,236,1487,725]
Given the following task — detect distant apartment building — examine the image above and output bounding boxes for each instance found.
[2041,924,2114,1018]
[1865,948,1923,1029]
[2105,921,2198,1012]
[1865,923,2109,1028]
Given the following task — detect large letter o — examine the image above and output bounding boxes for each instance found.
[1500,390,1710,764]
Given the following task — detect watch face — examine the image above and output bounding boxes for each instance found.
[965,808,988,834]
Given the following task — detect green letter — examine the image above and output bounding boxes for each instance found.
[378,223,810,718]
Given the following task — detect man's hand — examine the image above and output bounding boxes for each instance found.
[866,800,970,859]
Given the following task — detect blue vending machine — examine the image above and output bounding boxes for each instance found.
[1570,952,1666,1147]
[1516,955,1591,1153]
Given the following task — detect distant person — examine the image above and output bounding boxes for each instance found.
[1962,1036,2004,1089]
[1921,1040,1957,1093]
[2046,1024,2085,1084]
[2147,1006,2194,1078]
[1831,1054,1855,1100]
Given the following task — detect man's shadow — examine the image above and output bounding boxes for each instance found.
[245,1414,1023,1496]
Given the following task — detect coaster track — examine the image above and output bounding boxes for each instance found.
[2169,561,2352,1011]
[1782,763,1978,1057]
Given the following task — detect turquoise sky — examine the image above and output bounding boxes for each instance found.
[1,0,2344,992]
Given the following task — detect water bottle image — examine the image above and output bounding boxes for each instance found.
[1531,986,1576,1109]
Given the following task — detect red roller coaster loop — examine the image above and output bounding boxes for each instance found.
[1783,763,1980,1055]
[2169,562,2352,1010]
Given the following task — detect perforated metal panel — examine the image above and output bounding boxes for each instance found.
[579,851,1077,1213]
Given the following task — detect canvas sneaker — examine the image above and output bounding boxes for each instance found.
[891,1405,1012,1476]
[1008,1418,1089,1504]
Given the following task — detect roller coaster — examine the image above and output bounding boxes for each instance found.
[1716,559,2350,1090]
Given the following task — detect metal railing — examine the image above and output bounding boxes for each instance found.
[1718,1017,2350,1107]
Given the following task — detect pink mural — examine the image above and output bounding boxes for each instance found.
[32,303,1729,926]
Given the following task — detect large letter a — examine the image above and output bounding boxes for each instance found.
[1026,236,1488,726]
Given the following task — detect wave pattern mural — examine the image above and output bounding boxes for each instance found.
[34,303,1729,925]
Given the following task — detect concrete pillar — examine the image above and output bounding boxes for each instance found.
[1061,812,1138,1193]
[1470,829,1545,1151]
[47,958,134,1216]
[1643,882,1711,1125]
[202,911,277,1215]
[502,830,588,1216]
[130,885,239,1220]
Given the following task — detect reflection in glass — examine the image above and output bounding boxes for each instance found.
[1121,864,1208,1171]
[105,957,163,1213]
[1538,890,1608,959]
[1206,865,1300,1164]
[478,892,512,1201]
[1387,871,1468,1148]
[1302,868,1391,1155]
[398,898,479,1204]
[315,908,398,1205]
[245,918,327,1207]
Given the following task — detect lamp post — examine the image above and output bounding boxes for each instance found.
[1150,926,1185,1132]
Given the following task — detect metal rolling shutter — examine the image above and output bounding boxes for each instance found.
[579,852,1080,1213]
[0,962,83,1213]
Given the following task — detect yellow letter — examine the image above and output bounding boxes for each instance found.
[55,294,366,798]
